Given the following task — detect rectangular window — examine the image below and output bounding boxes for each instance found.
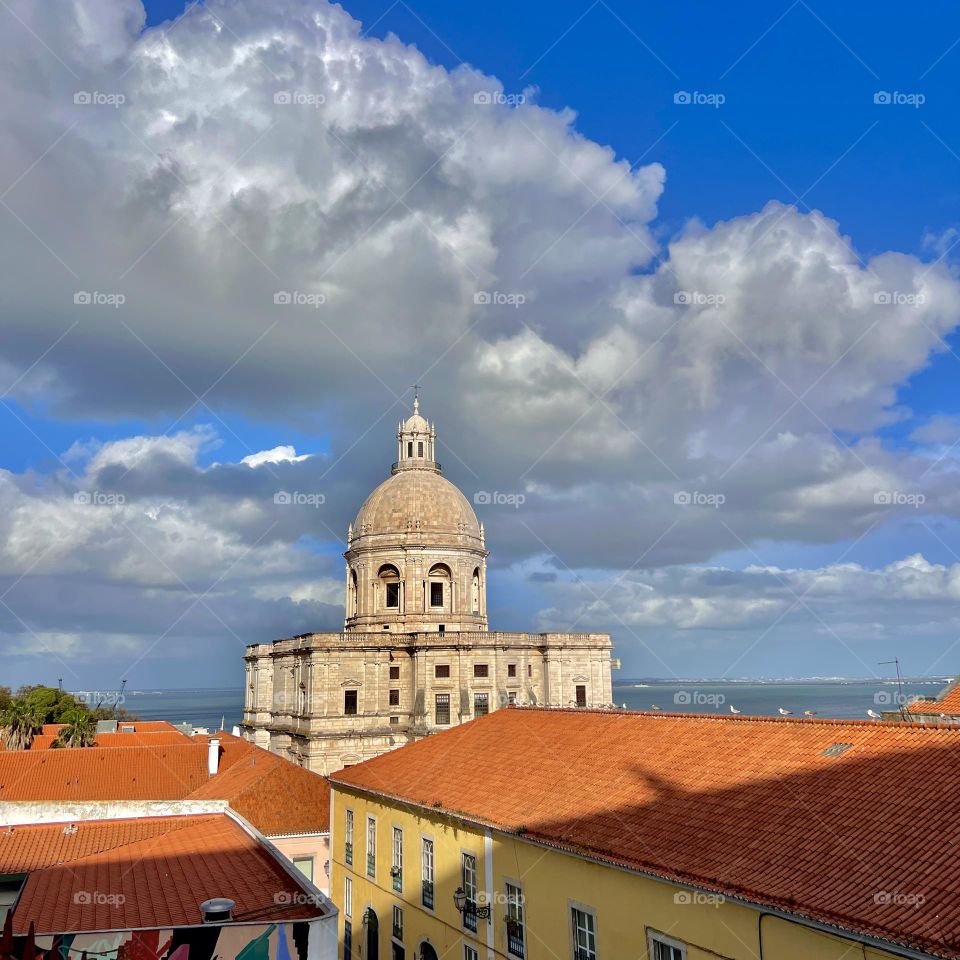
[435,664,450,679]
[508,691,517,705]
[464,948,478,960]
[474,692,489,717]
[386,582,400,608]
[344,920,352,960]
[648,933,685,960]
[474,663,489,678]
[576,684,587,707]
[422,838,435,909]
[293,856,314,881]
[527,664,532,677]
[507,664,517,678]
[430,582,444,607]
[435,693,450,725]
[345,809,354,865]
[392,946,405,960]
[418,441,424,457]
[366,817,377,878]
[392,826,403,892]
[390,665,401,680]
[389,688,400,706]
[390,715,399,724]
[462,853,478,933]
[506,883,525,958]
[344,689,358,715]
[572,908,597,960]
[344,876,353,918]
[392,904,404,942]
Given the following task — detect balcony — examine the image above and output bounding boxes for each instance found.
[422,879,434,910]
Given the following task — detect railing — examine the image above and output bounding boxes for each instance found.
[391,866,403,892]
[463,900,478,933]
[422,879,434,909]
[344,841,353,866]
[507,926,525,958]
[367,853,376,877]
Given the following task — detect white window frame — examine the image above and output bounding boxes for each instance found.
[392,904,404,943]
[421,836,435,911]
[570,904,597,960]
[505,880,525,958]
[292,855,314,881]
[462,852,478,931]
[464,946,478,960]
[344,876,353,919]
[345,808,354,865]
[366,815,377,878]
[392,825,404,890]
[647,931,686,960]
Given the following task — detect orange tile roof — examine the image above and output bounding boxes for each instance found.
[29,731,190,750]
[0,732,330,835]
[331,707,960,959]
[908,678,960,716]
[0,814,325,934]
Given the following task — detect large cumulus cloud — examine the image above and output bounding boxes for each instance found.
[1,0,960,682]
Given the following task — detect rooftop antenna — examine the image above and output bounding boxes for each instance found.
[114,679,127,718]
[879,658,906,721]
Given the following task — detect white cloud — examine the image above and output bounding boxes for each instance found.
[242,445,312,467]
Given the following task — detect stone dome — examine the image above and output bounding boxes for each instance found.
[352,468,482,542]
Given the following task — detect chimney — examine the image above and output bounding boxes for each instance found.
[207,737,221,776]
[200,898,235,923]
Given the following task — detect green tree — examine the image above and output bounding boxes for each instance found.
[54,709,97,748]
[1,699,44,750]
[17,685,82,724]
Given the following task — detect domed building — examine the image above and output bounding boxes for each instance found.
[242,397,615,775]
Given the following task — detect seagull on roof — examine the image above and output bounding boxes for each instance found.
[778,707,792,716]
[804,710,817,717]
[650,704,661,711]
[867,709,882,720]
[729,705,742,715]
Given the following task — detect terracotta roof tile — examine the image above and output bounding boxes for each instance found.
[0,814,325,934]
[330,707,960,959]
[908,678,960,716]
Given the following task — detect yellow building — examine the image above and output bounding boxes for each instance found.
[328,707,960,960]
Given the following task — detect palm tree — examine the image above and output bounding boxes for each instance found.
[54,709,97,748]
[1,700,43,750]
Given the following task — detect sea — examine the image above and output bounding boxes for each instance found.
[110,677,954,728]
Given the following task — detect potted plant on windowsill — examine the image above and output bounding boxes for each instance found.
[505,917,520,937]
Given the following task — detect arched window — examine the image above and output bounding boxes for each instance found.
[428,563,451,610]
[418,441,424,457]
[407,441,413,457]
[471,568,481,613]
[378,564,401,610]
[349,569,359,616]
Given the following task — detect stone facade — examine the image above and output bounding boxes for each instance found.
[243,397,615,775]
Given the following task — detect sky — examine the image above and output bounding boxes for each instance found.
[2,0,960,690]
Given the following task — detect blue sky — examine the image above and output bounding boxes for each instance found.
[2,0,960,690]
